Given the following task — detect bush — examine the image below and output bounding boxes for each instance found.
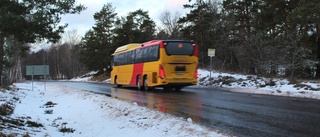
[221,76,237,85]
[0,132,17,137]
[0,103,14,116]
[59,127,75,133]
[26,120,43,127]
[44,109,53,114]
[43,101,57,108]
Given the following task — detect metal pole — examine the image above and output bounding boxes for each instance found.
[44,65,46,92]
[43,54,45,92]
[32,65,34,91]
[210,56,212,85]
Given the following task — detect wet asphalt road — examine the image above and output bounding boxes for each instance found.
[49,81,320,137]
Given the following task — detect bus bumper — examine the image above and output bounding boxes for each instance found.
[159,78,197,86]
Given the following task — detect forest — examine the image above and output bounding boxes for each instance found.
[1,0,320,86]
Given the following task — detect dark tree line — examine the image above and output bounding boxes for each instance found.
[2,0,320,86]
[23,39,86,80]
[0,0,85,85]
[80,3,156,74]
[179,0,320,78]
[78,0,320,79]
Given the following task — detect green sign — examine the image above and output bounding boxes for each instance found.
[26,65,49,76]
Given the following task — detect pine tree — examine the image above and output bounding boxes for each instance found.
[0,0,86,85]
[113,9,156,46]
[80,3,117,72]
[179,0,220,67]
[159,11,182,39]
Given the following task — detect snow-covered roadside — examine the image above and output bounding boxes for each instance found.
[194,69,320,100]
[74,69,320,100]
[0,82,226,137]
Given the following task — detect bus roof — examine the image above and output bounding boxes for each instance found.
[112,43,141,55]
[142,40,194,46]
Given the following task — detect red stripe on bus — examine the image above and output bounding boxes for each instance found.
[129,63,144,86]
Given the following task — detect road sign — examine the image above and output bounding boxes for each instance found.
[26,65,49,76]
[208,49,215,85]
[208,48,215,57]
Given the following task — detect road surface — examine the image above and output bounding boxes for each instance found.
[50,81,320,137]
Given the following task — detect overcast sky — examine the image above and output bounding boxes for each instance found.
[60,0,190,38]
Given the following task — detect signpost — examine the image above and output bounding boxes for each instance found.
[26,65,49,91]
[208,49,215,85]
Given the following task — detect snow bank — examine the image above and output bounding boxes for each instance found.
[0,82,226,137]
[195,69,320,100]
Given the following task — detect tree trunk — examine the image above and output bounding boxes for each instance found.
[9,55,22,83]
[316,24,320,78]
[0,35,4,86]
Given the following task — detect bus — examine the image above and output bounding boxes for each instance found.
[110,40,198,91]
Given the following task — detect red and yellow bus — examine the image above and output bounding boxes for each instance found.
[110,40,198,91]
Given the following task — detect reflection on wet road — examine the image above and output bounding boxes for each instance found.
[50,81,320,137]
[110,87,203,122]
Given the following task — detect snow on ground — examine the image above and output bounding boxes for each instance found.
[1,69,320,137]
[70,71,98,82]
[194,69,320,100]
[1,82,226,137]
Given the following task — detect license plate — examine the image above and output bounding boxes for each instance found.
[175,66,186,71]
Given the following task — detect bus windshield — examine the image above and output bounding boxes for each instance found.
[165,42,194,56]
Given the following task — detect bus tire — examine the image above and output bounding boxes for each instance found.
[137,75,143,90]
[143,76,150,91]
[115,76,122,87]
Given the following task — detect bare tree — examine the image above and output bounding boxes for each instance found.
[8,50,23,83]
[159,11,182,39]
[46,45,59,79]
[63,30,81,45]
[51,30,86,79]
[282,34,318,78]
[57,43,72,78]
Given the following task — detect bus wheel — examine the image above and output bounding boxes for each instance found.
[115,76,122,87]
[143,76,149,90]
[137,75,143,90]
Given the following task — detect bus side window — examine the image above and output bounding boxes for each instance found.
[148,46,153,62]
[119,54,122,65]
[130,51,134,64]
[121,53,125,65]
[143,47,150,62]
[114,55,118,66]
[125,52,129,65]
[135,49,142,63]
[151,45,159,61]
